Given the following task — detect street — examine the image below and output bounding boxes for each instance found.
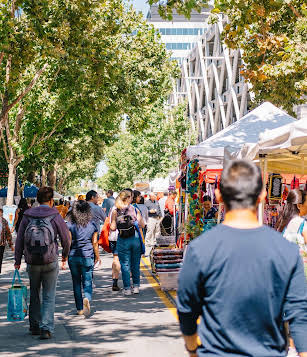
[0,249,185,357]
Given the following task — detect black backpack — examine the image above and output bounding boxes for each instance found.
[116,208,136,238]
[24,215,57,265]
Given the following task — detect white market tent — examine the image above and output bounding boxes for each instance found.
[186,102,296,168]
[234,118,307,175]
[150,177,169,192]
[54,191,64,199]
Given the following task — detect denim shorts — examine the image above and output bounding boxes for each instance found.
[109,241,118,255]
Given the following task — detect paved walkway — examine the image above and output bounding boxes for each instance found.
[0,249,185,357]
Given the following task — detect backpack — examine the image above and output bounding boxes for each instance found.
[24,215,57,265]
[160,211,174,236]
[116,208,136,238]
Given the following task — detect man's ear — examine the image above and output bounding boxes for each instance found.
[257,190,267,204]
[215,189,223,204]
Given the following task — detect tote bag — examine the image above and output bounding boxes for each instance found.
[134,221,145,255]
[98,217,112,253]
[7,269,28,321]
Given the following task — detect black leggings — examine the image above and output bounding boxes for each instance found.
[0,246,5,274]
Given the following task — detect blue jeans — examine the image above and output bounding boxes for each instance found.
[68,256,94,311]
[117,236,141,289]
[27,261,59,333]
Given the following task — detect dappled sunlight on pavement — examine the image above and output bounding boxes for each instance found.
[0,249,184,356]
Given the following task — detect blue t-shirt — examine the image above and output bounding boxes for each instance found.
[88,202,106,232]
[68,221,98,258]
[102,197,115,216]
[177,224,307,356]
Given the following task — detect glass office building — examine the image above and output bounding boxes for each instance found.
[147,5,210,64]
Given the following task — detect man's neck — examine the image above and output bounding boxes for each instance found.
[40,202,52,208]
[223,209,262,229]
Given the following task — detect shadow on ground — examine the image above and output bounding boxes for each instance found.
[0,250,183,357]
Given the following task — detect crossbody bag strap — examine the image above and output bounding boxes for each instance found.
[298,220,305,235]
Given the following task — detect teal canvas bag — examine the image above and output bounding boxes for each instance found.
[7,269,28,321]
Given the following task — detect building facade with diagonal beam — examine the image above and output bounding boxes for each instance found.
[147,6,251,143]
[168,18,251,143]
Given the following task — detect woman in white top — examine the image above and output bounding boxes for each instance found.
[276,189,307,357]
[276,189,307,248]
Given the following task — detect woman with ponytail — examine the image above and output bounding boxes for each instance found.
[276,190,307,245]
[276,189,307,357]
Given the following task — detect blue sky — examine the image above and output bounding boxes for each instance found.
[130,0,150,16]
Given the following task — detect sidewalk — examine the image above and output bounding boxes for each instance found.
[0,249,185,357]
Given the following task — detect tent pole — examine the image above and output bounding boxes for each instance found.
[258,157,267,224]
[184,164,189,246]
[217,202,222,224]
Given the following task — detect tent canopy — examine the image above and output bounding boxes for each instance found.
[235,118,307,175]
[186,102,296,168]
[24,185,39,198]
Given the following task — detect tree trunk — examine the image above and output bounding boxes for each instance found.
[6,162,16,206]
[47,169,57,189]
[41,167,47,187]
[57,177,64,195]
[27,171,36,184]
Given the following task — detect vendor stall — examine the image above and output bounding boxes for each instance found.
[231,118,307,222]
[179,102,296,243]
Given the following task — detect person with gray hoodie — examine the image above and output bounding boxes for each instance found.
[14,187,71,340]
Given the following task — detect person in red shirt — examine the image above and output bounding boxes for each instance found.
[165,190,177,215]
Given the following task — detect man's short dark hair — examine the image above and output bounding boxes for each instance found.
[107,190,113,196]
[37,187,54,204]
[86,190,97,201]
[220,160,263,211]
[59,199,64,205]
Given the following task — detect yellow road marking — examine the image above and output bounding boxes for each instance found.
[141,257,201,344]
[140,258,178,320]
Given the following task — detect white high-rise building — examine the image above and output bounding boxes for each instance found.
[147,5,211,64]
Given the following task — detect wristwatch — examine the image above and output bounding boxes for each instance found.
[185,344,198,354]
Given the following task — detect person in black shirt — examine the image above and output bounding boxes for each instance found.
[177,159,307,357]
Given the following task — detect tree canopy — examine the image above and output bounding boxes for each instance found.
[0,0,178,201]
[149,0,307,114]
[98,102,195,192]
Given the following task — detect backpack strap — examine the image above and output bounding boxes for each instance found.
[44,214,57,222]
[298,220,305,235]
[27,214,57,223]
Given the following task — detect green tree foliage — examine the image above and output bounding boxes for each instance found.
[149,0,307,114]
[98,102,195,191]
[0,0,177,203]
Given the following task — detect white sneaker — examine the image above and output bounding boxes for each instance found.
[287,347,299,357]
[83,298,91,316]
[124,289,132,296]
[133,286,140,294]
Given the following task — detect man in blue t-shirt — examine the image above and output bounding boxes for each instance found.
[102,190,115,216]
[177,159,307,357]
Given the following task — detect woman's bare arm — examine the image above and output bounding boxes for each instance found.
[92,232,99,263]
[302,227,307,245]
[110,210,117,231]
[137,211,145,229]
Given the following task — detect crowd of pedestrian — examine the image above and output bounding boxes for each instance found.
[2,185,175,340]
[0,159,305,357]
